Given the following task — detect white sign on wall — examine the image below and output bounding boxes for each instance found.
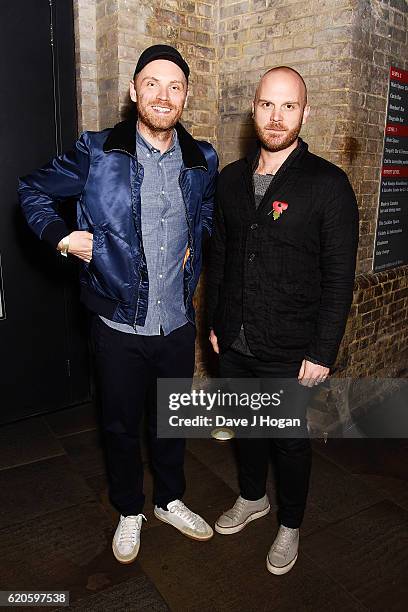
[0,253,5,320]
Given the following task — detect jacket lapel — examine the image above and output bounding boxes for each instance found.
[257,167,303,216]
[243,159,257,213]
[245,139,308,216]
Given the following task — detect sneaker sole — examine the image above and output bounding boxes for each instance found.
[266,552,298,575]
[215,504,270,535]
[154,509,214,541]
[112,541,140,564]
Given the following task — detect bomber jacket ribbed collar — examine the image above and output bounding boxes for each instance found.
[103,119,208,171]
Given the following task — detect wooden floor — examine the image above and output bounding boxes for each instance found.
[0,402,407,611]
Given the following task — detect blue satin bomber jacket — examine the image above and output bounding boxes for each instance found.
[19,120,219,327]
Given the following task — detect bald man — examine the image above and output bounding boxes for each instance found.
[207,67,359,575]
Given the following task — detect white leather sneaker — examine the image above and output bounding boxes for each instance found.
[112,514,146,564]
[154,500,213,540]
[266,525,299,575]
[215,495,270,535]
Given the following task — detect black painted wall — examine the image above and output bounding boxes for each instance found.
[0,0,90,423]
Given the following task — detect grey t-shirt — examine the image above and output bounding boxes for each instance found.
[253,172,274,209]
[230,172,274,357]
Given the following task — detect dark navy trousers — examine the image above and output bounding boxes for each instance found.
[91,316,195,515]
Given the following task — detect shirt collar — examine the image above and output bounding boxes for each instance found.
[136,126,178,156]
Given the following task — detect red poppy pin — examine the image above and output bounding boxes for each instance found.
[269,200,288,221]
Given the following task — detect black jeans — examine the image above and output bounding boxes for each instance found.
[91,316,195,515]
[219,348,312,529]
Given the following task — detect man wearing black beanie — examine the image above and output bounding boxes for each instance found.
[19,44,218,563]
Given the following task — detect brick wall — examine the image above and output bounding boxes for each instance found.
[73,0,98,131]
[75,0,218,141]
[73,0,408,380]
[347,0,408,273]
[217,0,356,167]
[336,0,408,378]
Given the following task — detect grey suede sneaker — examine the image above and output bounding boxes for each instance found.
[215,495,270,534]
[266,525,299,575]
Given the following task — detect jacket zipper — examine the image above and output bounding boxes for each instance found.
[131,160,144,330]
[109,149,143,329]
[179,164,206,321]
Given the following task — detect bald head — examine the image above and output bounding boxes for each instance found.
[252,65,310,153]
[255,66,308,106]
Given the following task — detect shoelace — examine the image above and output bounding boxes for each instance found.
[227,497,248,520]
[272,528,296,555]
[169,501,204,529]
[118,514,146,546]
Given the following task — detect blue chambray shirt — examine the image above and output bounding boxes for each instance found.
[101,128,188,335]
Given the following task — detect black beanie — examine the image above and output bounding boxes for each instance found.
[133,45,190,81]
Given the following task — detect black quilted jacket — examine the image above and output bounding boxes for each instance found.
[206,139,359,368]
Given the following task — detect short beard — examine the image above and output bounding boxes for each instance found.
[255,120,302,152]
[137,103,180,135]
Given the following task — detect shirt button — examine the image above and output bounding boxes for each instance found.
[157,300,161,304]
[161,218,165,223]
[248,253,255,262]
[160,246,164,251]
[159,274,163,278]
[161,190,165,195]
[158,162,161,166]
[251,223,258,230]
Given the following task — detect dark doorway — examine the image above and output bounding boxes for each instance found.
[0,0,90,424]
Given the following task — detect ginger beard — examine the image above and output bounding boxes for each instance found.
[254,113,304,152]
[136,98,182,133]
